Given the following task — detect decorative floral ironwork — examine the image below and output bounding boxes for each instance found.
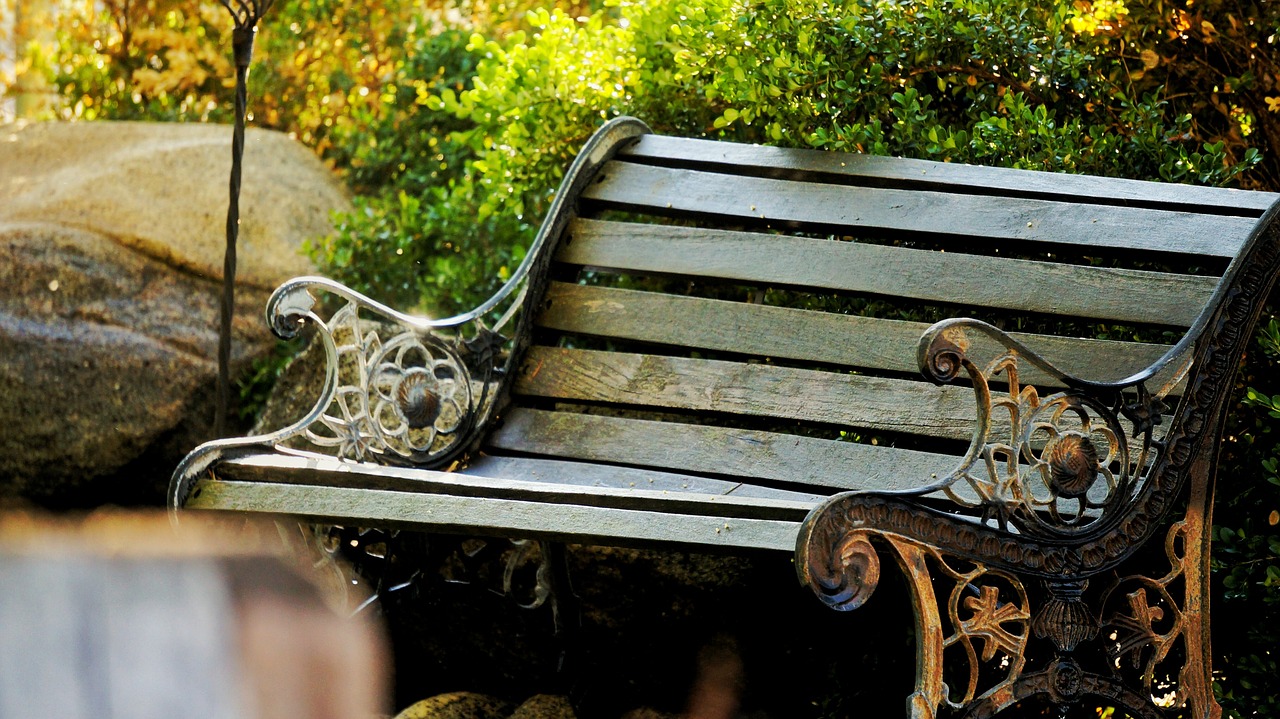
[299,525,560,618]
[946,572,1030,707]
[170,116,654,514]
[1097,519,1191,705]
[920,344,1162,540]
[269,285,509,467]
[799,527,1030,714]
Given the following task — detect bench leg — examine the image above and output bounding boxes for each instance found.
[799,484,1223,718]
[538,541,582,675]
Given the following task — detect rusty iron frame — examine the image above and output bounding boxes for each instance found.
[798,204,1280,718]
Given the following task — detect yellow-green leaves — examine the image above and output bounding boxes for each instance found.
[713,107,739,128]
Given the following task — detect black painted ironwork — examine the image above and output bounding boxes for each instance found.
[214,0,275,437]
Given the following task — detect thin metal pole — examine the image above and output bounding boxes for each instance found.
[215,26,256,437]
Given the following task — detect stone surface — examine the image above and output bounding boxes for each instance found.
[0,121,341,289]
[0,121,348,504]
[509,695,576,719]
[393,693,511,719]
[618,709,678,719]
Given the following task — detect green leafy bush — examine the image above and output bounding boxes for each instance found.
[305,0,1261,319]
[1216,315,1280,717]
[33,0,1263,316]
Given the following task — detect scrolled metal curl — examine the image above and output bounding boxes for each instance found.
[918,325,972,385]
[926,346,965,384]
[266,281,320,339]
[798,523,882,612]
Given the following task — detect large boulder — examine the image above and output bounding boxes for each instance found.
[0,121,350,505]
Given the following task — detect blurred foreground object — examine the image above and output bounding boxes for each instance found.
[0,511,389,719]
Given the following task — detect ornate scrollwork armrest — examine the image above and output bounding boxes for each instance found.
[915,317,1192,539]
[796,318,1207,717]
[169,275,525,514]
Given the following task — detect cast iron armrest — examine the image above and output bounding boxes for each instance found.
[904,196,1280,521]
[168,275,525,515]
[909,317,1191,519]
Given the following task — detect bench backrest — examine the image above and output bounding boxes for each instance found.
[485,122,1278,503]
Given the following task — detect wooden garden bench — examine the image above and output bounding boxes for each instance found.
[171,116,1280,718]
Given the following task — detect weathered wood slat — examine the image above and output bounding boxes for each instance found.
[188,478,804,551]
[515,346,983,441]
[487,408,959,493]
[462,454,829,503]
[558,219,1219,326]
[620,135,1279,214]
[581,162,1254,258]
[538,282,1185,389]
[216,452,816,521]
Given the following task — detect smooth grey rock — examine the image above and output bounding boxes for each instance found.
[0,121,348,504]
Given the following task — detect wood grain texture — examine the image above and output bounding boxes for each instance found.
[462,453,830,504]
[581,161,1255,258]
[558,219,1219,326]
[514,346,983,441]
[216,451,817,520]
[538,282,1185,390]
[621,134,1279,214]
[188,477,805,551]
[486,408,959,493]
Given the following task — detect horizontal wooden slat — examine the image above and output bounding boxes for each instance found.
[515,346,981,441]
[188,477,803,552]
[215,452,815,520]
[558,220,1219,326]
[581,161,1255,258]
[487,408,958,493]
[538,282,1186,390]
[462,454,829,503]
[621,135,1279,214]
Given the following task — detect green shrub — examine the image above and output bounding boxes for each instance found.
[1216,315,1280,717]
[309,0,1258,317]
